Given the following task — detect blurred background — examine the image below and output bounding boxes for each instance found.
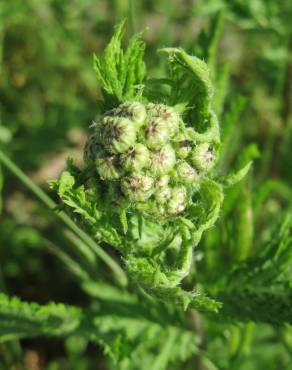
[0,0,291,369]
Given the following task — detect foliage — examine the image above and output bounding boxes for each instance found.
[0,1,291,369]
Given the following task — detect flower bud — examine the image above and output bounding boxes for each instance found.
[96,155,122,180]
[144,118,169,149]
[191,143,215,172]
[171,186,187,203]
[117,101,147,128]
[176,140,193,159]
[174,161,198,184]
[121,143,150,172]
[167,186,187,215]
[121,174,154,202]
[84,134,99,163]
[157,204,167,217]
[147,103,180,137]
[155,186,172,204]
[102,115,115,124]
[83,100,218,219]
[156,175,170,189]
[167,199,186,215]
[150,145,176,175]
[103,117,136,154]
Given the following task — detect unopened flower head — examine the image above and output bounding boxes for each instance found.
[121,143,150,171]
[96,155,122,180]
[156,175,170,189]
[121,174,154,202]
[84,134,102,163]
[144,117,169,149]
[175,139,193,159]
[147,103,180,137]
[116,101,147,128]
[191,142,215,172]
[155,186,172,204]
[103,117,136,153]
[83,101,217,218]
[174,161,198,184]
[150,145,176,175]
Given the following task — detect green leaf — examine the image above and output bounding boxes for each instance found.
[161,47,214,109]
[219,161,252,187]
[55,171,76,196]
[93,21,146,109]
[120,209,128,235]
[0,293,82,341]
[220,215,292,324]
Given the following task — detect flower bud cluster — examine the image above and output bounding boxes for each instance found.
[84,101,216,218]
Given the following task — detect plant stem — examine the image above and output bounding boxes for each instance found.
[129,0,136,34]
[0,149,127,287]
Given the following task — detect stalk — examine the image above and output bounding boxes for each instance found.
[0,149,127,287]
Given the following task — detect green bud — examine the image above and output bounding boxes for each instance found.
[144,118,169,149]
[121,174,154,202]
[103,117,136,154]
[155,186,172,204]
[171,186,187,203]
[167,199,186,215]
[102,115,115,124]
[176,140,193,159]
[174,161,198,183]
[117,101,147,128]
[167,186,187,215]
[191,143,215,172]
[96,155,122,180]
[150,144,176,175]
[156,204,167,217]
[84,134,103,163]
[83,100,219,219]
[121,143,150,172]
[156,175,170,188]
[147,103,180,137]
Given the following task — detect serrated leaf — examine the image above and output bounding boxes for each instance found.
[93,21,146,109]
[219,161,252,187]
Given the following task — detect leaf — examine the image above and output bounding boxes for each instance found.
[195,11,224,71]
[81,281,136,303]
[58,171,76,196]
[161,47,214,107]
[0,293,82,341]
[151,329,177,370]
[50,171,100,225]
[253,179,292,215]
[125,253,222,313]
[213,63,230,117]
[220,215,292,324]
[93,21,146,109]
[219,161,252,187]
[191,178,224,244]
[120,209,128,235]
[0,292,197,367]
[221,95,247,144]
[153,287,222,313]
